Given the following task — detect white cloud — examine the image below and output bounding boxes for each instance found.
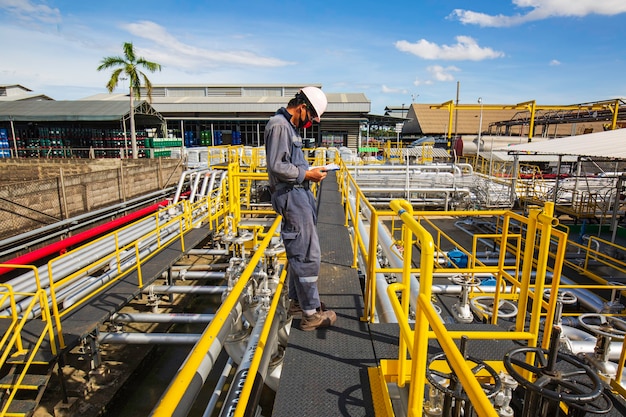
[0,0,61,24]
[451,0,626,27]
[395,36,504,61]
[427,65,460,82]
[413,79,434,87]
[549,59,561,66]
[382,85,408,94]
[122,20,293,69]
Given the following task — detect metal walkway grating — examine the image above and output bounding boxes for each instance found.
[272,173,379,417]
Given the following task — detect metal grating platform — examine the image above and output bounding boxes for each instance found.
[272,173,377,417]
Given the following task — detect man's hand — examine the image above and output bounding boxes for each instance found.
[305,167,328,183]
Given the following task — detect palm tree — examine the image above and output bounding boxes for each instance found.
[97,42,161,159]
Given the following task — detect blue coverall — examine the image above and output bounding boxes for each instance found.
[264,107,322,312]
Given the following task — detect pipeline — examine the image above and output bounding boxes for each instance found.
[0,196,172,277]
[141,285,228,295]
[170,270,226,280]
[110,312,215,324]
[0,211,176,312]
[349,195,397,323]
[99,332,202,345]
[219,304,281,417]
[152,301,243,417]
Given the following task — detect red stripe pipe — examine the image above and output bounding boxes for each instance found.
[0,200,169,276]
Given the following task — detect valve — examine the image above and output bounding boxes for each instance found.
[578,313,626,378]
[449,273,480,323]
[469,296,518,320]
[503,326,612,417]
[425,336,501,416]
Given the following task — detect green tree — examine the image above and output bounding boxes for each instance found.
[97,42,161,159]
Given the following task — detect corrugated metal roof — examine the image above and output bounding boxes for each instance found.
[404,104,521,135]
[82,92,371,114]
[402,103,607,137]
[502,129,626,160]
[0,94,53,102]
[0,100,135,122]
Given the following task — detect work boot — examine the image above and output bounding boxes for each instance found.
[288,300,326,317]
[300,310,337,331]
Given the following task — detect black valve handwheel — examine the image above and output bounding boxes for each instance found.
[567,388,613,415]
[503,346,603,404]
[426,352,501,400]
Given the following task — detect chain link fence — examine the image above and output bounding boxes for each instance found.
[0,159,184,242]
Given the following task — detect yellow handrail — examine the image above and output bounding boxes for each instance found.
[151,215,282,416]
[388,199,498,416]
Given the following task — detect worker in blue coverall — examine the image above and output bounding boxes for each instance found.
[264,86,337,331]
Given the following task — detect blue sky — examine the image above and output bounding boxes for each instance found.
[1,0,625,114]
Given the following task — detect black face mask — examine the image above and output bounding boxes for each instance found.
[296,106,313,129]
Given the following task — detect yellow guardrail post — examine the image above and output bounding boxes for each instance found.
[389,199,433,415]
[365,207,379,323]
[529,202,557,340]
[516,207,540,336]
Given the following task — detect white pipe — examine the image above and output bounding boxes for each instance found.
[110,312,215,324]
[141,285,228,295]
[350,197,396,323]
[173,168,212,204]
[99,332,202,344]
[170,270,226,280]
[186,249,230,256]
[151,301,242,417]
[202,357,234,417]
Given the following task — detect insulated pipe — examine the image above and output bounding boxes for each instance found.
[110,312,215,324]
[142,285,228,295]
[219,306,280,417]
[171,263,230,271]
[154,301,243,417]
[201,357,234,417]
[173,168,212,204]
[372,202,422,314]
[356,187,471,195]
[345,163,473,176]
[564,339,624,361]
[60,220,189,310]
[98,332,202,345]
[0,188,176,271]
[4,213,164,293]
[2,211,173,303]
[170,270,226,280]
[3,216,177,316]
[186,249,230,256]
[350,196,397,323]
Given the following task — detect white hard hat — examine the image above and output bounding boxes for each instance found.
[300,86,328,122]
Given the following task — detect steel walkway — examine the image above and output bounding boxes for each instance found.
[272,172,391,417]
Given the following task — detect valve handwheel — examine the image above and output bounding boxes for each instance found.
[470,296,518,319]
[543,288,578,305]
[578,313,626,341]
[426,352,501,400]
[503,346,608,412]
[449,273,481,287]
